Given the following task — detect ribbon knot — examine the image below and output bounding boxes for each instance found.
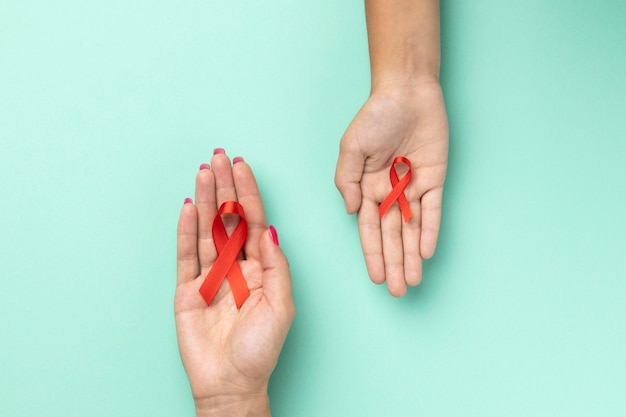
[199,201,250,308]
[379,156,413,222]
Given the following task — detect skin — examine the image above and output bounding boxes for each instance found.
[335,0,448,297]
[176,153,295,417]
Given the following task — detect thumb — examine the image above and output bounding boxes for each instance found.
[334,140,364,214]
[260,225,294,314]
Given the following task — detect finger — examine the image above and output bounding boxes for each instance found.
[211,149,240,236]
[232,157,267,261]
[259,226,294,320]
[402,198,423,286]
[195,164,218,274]
[177,198,199,286]
[357,197,385,284]
[420,187,443,259]
[381,203,407,297]
[335,138,364,214]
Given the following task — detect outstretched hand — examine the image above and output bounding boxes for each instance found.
[176,152,294,417]
[335,81,448,297]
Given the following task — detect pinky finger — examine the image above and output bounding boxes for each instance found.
[420,188,443,259]
[177,198,199,286]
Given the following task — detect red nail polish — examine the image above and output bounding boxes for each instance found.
[213,148,225,155]
[268,225,279,246]
[233,156,244,164]
[184,197,193,205]
[199,163,210,170]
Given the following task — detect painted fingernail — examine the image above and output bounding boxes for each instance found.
[184,197,193,205]
[268,225,280,246]
[213,148,225,155]
[199,163,210,170]
[233,156,244,164]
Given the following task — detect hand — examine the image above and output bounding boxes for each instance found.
[335,80,448,297]
[176,152,295,417]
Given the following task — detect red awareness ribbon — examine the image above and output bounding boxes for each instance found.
[378,156,413,222]
[199,201,250,309]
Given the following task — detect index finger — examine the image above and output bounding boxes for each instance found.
[358,197,385,284]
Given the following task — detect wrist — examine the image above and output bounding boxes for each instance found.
[368,75,443,110]
[371,72,440,97]
[195,393,271,417]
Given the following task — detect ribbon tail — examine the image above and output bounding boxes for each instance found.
[226,221,249,307]
[226,263,250,308]
[199,255,231,306]
[399,197,412,222]
[379,193,395,218]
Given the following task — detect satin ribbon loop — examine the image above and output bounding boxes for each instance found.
[379,156,413,222]
[199,201,250,308]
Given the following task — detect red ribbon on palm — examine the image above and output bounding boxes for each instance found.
[199,201,250,308]
[379,156,413,222]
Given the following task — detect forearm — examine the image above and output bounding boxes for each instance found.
[364,0,440,91]
[195,393,271,417]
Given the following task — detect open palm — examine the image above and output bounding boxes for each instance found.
[335,82,448,296]
[176,153,294,408]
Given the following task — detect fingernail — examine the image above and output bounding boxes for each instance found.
[268,225,280,246]
[233,156,244,164]
[199,163,210,170]
[184,197,193,205]
[213,148,225,155]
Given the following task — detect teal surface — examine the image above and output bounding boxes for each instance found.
[1,1,625,416]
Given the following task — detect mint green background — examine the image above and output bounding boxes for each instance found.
[1,1,625,416]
